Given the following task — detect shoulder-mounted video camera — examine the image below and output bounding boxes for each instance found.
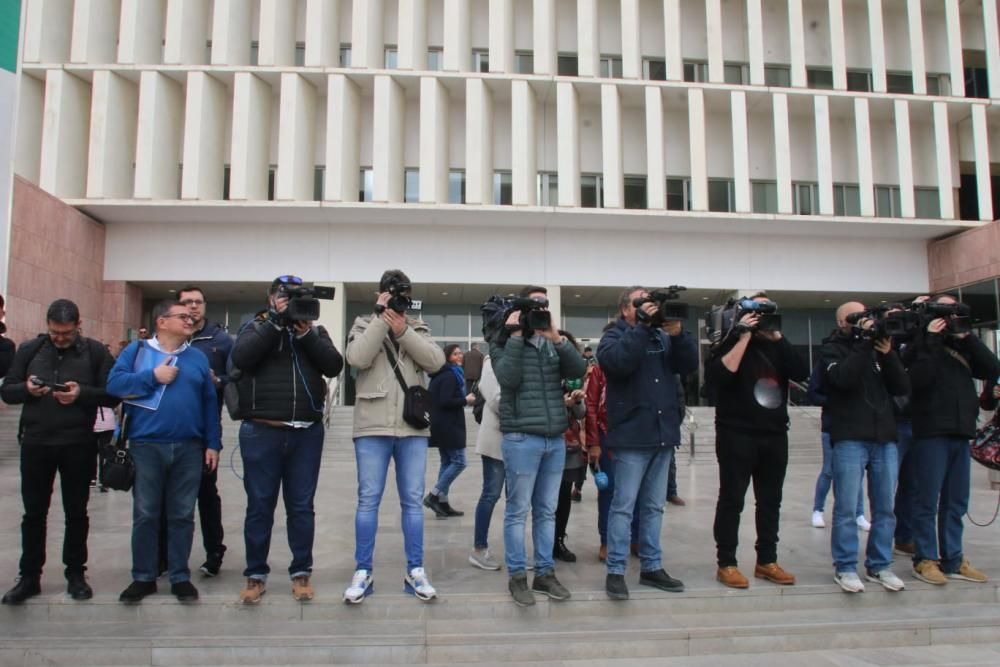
[632,286,690,327]
[479,295,551,345]
[274,284,336,324]
[912,300,973,335]
[705,296,781,345]
[845,306,921,341]
[374,277,414,315]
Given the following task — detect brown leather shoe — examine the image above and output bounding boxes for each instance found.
[239,578,266,604]
[754,562,796,585]
[598,544,607,562]
[716,566,749,589]
[292,575,314,601]
[667,495,686,506]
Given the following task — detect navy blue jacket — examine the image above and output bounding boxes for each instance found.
[190,320,232,413]
[428,365,467,450]
[597,318,698,450]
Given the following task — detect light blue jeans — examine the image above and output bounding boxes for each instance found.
[831,440,897,574]
[433,448,467,500]
[813,432,865,517]
[606,447,673,575]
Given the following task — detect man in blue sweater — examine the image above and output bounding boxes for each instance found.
[107,300,222,604]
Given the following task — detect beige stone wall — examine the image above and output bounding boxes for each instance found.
[928,221,1000,292]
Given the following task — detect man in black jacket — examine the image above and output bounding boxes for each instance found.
[230,276,343,604]
[0,299,118,604]
[821,301,910,594]
[906,294,1000,586]
[707,293,809,589]
[0,295,14,377]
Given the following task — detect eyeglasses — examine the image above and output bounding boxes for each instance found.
[179,299,204,306]
[275,275,303,285]
[160,313,195,322]
[47,328,79,339]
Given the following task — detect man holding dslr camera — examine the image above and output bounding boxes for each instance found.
[230,275,344,604]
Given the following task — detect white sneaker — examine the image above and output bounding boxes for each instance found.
[469,548,501,571]
[834,571,865,593]
[865,569,905,591]
[343,569,373,604]
[404,567,437,601]
[856,515,871,531]
[811,511,826,528]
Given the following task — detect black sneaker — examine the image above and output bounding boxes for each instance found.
[508,573,535,607]
[553,537,577,563]
[423,493,449,519]
[199,552,224,577]
[639,569,685,593]
[439,501,465,517]
[1,576,41,605]
[531,571,571,601]
[571,488,582,502]
[606,573,629,600]
[119,580,157,604]
[171,580,199,602]
[66,573,92,600]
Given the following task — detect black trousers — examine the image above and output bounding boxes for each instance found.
[555,478,573,540]
[713,426,788,567]
[158,468,226,566]
[19,442,96,578]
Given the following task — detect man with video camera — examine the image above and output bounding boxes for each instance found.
[492,286,586,606]
[599,286,697,600]
[905,294,1000,586]
[230,275,343,604]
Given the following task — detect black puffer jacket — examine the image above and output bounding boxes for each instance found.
[230,319,344,422]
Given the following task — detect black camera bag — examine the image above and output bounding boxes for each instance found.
[382,339,432,430]
[99,412,134,492]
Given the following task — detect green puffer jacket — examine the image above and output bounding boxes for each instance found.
[489,335,587,437]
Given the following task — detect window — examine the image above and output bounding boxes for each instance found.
[724,63,748,85]
[751,180,777,214]
[384,47,398,69]
[666,178,690,211]
[581,174,604,208]
[313,166,324,201]
[250,41,259,66]
[645,59,668,81]
[682,60,707,83]
[833,184,860,216]
[426,48,443,71]
[515,51,534,74]
[708,179,735,212]
[624,176,647,210]
[806,67,834,90]
[222,165,230,200]
[846,70,872,92]
[268,165,276,201]
[472,49,489,73]
[557,54,578,76]
[448,171,465,204]
[537,172,558,206]
[793,182,818,215]
[339,45,352,67]
[926,73,951,96]
[914,187,941,218]
[295,42,305,66]
[874,185,902,218]
[600,55,623,79]
[493,171,512,205]
[359,168,373,202]
[404,169,419,203]
[965,66,989,99]
[886,72,913,94]
[764,65,791,87]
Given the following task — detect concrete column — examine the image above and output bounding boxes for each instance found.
[15,76,45,184]
[118,0,165,65]
[705,0,724,83]
[814,96,834,215]
[87,71,137,199]
[276,73,318,201]
[465,79,494,204]
[972,105,993,221]
[601,84,623,209]
[164,0,210,65]
[773,93,792,214]
[932,102,954,220]
[984,0,1000,101]
[557,82,580,207]
[305,0,342,66]
[229,73,272,201]
[894,99,915,218]
[71,0,121,64]
[443,0,470,72]
[325,74,361,202]
[688,88,707,212]
[373,75,405,202]
[828,0,847,90]
[731,91,750,213]
[23,0,73,63]
[645,87,665,210]
[534,0,557,75]
[544,286,562,332]
[867,0,887,93]
[621,0,641,79]
[134,71,183,199]
[944,0,965,97]
[181,72,227,200]
[512,81,537,205]
[906,0,927,95]
[489,0,514,73]
[854,98,875,217]
[664,0,683,81]
[419,77,449,203]
[352,0,384,69]
[577,0,599,78]
[212,0,252,66]
[259,0,296,67]
[747,0,765,85]
[788,0,806,87]
[398,0,427,70]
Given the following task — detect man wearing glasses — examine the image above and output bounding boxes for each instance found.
[107,300,222,603]
[1,299,118,604]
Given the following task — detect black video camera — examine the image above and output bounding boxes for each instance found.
[632,286,690,327]
[275,284,336,324]
[912,300,973,334]
[845,306,921,340]
[705,296,781,345]
[374,277,413,315]
[510,297,552,333]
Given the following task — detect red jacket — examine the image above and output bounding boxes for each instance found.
[584,364,607,446]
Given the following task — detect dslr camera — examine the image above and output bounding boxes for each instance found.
[632,286,690,327]
[913,300,973,334]
[705,296,781,345]
[374,276,413,315]
[274,284,336,324]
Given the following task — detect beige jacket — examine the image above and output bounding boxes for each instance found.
[474,356,503,460]
[346,314,446,439]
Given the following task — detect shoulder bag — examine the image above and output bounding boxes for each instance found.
[99,411,135,491]
[382,339,432,430]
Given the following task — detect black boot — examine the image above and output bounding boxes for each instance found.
[2,577,41,605]
[66,572,93,600]
[439,501,464,517]
[553,537,577,563]
[423,493,449,519]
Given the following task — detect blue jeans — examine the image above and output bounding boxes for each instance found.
[596,443,639,546]
[130,440,203,584]
[354,436,427,572]
[607,447,672,575]
[240,421,325,580]
[813,432,865,517]
[830,440,898,573]
[473,455,505,550]
[894,421,916,544]
[502,432,565,575]
[912,436,971,572]
[433,448,467,500]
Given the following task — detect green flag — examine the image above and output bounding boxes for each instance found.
[0,0,21,73]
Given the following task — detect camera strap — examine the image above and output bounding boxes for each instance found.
[382,338,412,392]
[943,345,971,372]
